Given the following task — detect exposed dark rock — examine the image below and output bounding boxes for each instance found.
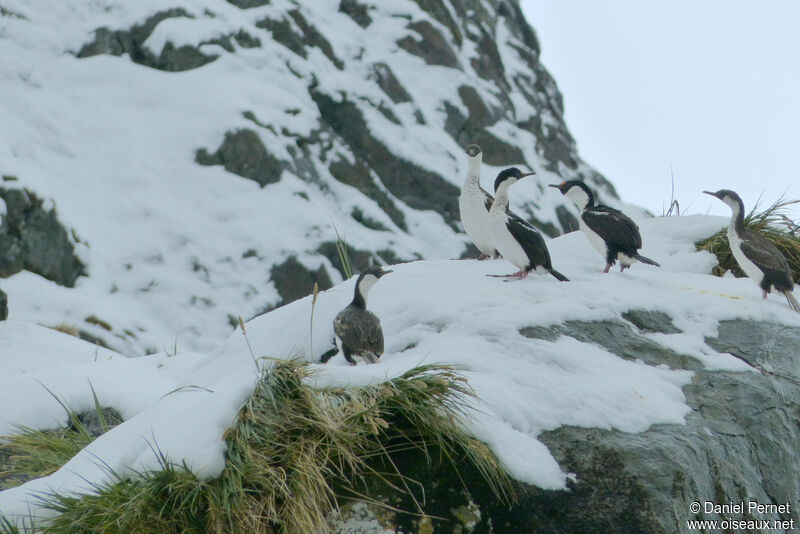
[313,90,460,226]
[338,0,372,28]
[443,86,525,166]
[470,27,508,91]
[329,157,406,231]
[397,20,458,69]
[411,0,463,46]
[555,204,579,233]
[257,10,343,69]
[705,319,800,382]
[69,407,124,439]
[350,206,389,232]
[340,317,800,533]
[0,187,85,287]
[369,63,411,104]
[0,287,7,320]
[196,129,284,187]
[622,309,681,335]
[77,9,223,72]
[225,0,270,8]
[269,255,332,307]
[317,241,404,279]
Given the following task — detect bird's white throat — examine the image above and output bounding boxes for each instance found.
[564,186,590,211]
[357,274,379,304]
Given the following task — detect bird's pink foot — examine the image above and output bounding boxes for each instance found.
[603,264,611,273]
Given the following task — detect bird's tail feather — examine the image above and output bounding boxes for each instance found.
[785,291,800,313]
[633,253,660,267]
[548,268,569,282]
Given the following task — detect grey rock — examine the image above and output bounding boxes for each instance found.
[225,0,269,8]
[623,309,682,335]
[369,63,411,104]
[555,204,579,233]
[77,9,222,72]
[343,317,800,533]
[312,90,460,227]
[257,9,343,69]
[269,255,332,308]
[196,129,284,187]
[0,187,85,287]
[317,241,405,280]
[397,20,459,69]
[0,287,7,320]
[338,0,372,28]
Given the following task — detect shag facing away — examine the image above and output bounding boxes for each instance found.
[549,180,660,272]
[488,168,569,282]
[704,189,799,312]
[459,144,499,260]
[330,265,393,365]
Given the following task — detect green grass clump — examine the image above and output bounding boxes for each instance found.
[29,361,509,534]
[696,196,800,280]
[0,386,119,492]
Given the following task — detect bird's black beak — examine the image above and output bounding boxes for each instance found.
[702,190,719,199]
[548,182,565,192]
[520,171,536,178]
[379,269,393,277]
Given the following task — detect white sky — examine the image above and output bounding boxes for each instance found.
[519,0,800,220]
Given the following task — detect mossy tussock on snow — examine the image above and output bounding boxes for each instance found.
[1,361,509,534]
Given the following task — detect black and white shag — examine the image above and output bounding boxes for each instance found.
[704,189,799,312]
[549,180,660,272]
[459,144,498,260]
[488,168,569,281]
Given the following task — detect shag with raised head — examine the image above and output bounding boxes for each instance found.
[459,144,498,259]
[488,168,569,281]
[549,180,660,272]
[704,189,799,312]
[332,265,393,364]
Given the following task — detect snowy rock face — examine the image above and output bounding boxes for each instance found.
[0,0,615,354]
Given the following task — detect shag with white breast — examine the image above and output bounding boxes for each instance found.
[704,189,799,312]
[459,144,498,259]
[332,265,393,364]
[488,168,569,281]
[549,180,660,272]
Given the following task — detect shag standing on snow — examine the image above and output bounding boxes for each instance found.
[488,168,569,281]
[549,180,660,272]
[704,189,800,312]
[332,265,393,364]
[459,144,498,260]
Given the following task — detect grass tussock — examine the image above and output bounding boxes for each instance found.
[27,361,509,534]
[696,196,800,280]
[0,386,118,492]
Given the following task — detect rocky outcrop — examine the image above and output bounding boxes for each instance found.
[196,129,284,187]
[0,287,7,320]
[0,187,85,287]
[331,315,800,533]
[269,256,333,309]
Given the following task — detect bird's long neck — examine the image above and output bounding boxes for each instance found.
[351,275,377,309]
[728,198,745,234]
[464,155,482,188]
[491,183,510,214]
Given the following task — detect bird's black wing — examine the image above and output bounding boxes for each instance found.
[334,308,384,355]
[739,229,793,281]
[482,189,494,212]
[506,214,552,269]
[582,206,642,251]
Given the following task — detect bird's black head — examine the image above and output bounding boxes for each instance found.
[548,180,594,209]
[703,189,744,213]
[493,167,535,193]
[465,144,482,158]
[358,265,392,280]
[703,189,745,216]
[702,189,740,202]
